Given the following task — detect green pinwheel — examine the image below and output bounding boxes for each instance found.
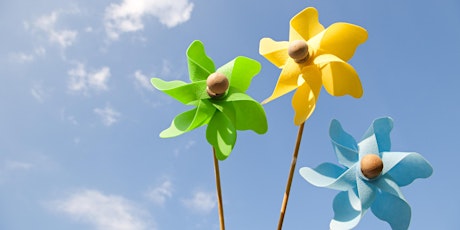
[151,40,268,160]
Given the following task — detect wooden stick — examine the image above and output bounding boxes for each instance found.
[277,122,305,230]
[213,147,225,230]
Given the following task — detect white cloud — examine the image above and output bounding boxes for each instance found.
[30,83,48,103]
[182,191,216,214]
[9,47,46,63]
[94,105,121,126]
[68,63,111,94]
[4,160,33,171]
[53,189,153,230]
[146,180,173,206]
[33,11,77,48]
[134,71,153,91]
[104,0,194,40]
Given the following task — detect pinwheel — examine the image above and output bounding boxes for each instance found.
[151,40,267,230]
[260,7,368,125]
[258,7,368,228]
[300,117,433,229]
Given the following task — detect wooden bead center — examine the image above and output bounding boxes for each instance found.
[206,72,229,97]
[360,154,383,179]
[288,40,310,63]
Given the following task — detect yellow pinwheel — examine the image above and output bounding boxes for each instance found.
[260,7,368,125]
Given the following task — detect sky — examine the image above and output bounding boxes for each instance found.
[1,0,460,229]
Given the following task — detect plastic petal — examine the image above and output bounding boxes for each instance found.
[217,94,267,134]
[356,177,377,211]
[330,191,362,230]
[314,54,363,98]
[382,152,433,187]
[259,38,289,68]
[299,163,357,191]
[374,175,405,200]
[160,100,215,138]
[329,119,359,168]
[371,192,411,230]
[309,22,368,61]
[206,111,236,160]
[262,59,301,104]
[151,78,208,105]
[289,7,325,41]
[359,117,393,156]
[187,40,216,82]
[216,56,261,93]
[292,80,317,125]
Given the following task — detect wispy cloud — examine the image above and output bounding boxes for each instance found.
[30,82,48,103]
[68,63,111,94]
[134,71,154,91]
[182,191,216,214]
[104,0,194,40]
[146,179,173,206]
[94,104,121,126]
[9,47,46,63]
[32,11,78,48]
[4,160,33,171]
[53,189,153,230]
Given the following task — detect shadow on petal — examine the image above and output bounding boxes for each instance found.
[330,191,362,230]
[289,7,324,41]
[383,152,433,187]
[262,60,302,104]
[371,192,411,230]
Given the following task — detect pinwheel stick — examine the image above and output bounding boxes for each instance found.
[277,122,305,230]
[212,147,226,230]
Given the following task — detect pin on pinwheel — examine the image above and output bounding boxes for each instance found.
[151,40,267,230]
[300,117,433,229]
[258,7,368,229]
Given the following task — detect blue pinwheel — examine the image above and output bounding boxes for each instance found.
[300,117,433,230]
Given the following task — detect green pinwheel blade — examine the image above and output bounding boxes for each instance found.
[160,100,215,138]
[187,40,216,82]
[216,87,268,134]
[206,111,236,160]
[219,100,267,134]
[151,78,209,105]
[216,56,261,92]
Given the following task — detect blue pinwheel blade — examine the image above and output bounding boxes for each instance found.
[371,192,411,230]
[330,191,362,230]
[329,119,359,168]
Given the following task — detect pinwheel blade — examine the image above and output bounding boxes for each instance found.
[314,54,363,98]
[259,38,289,68]
[216,56,261,93]
[289,7,324,41]
[382,152,433,187]
[218,100,267,134]
[329,119,359,168]
[299,163,356,191]
[371,192,411,230]
[308,22,368,61]
[187,40,216,82]
[330,191,362,230]
[359,117,393,156]
[206,111,237,160]
[151,78,208,105]
[160,100,215,138]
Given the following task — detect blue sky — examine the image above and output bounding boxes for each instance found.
[1,0,459,229]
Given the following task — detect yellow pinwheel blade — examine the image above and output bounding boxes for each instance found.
[314,54,363,98]
[292,82,318,125]
[289,7,325,42]
[309,23,368,61]
[262,60,302,104]
[259,38,289,68]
